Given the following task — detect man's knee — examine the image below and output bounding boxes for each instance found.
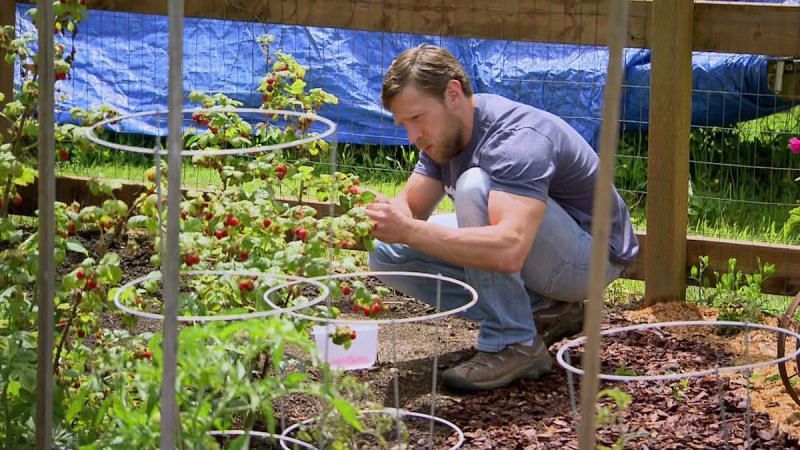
[454,167,491,226]
[367,240,396,271]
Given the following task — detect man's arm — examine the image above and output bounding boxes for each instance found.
[391,172,445,220]
[366,189,545,273]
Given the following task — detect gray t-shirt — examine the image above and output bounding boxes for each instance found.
[414,93,639,265]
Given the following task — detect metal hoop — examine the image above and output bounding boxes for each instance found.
[279,408,465,450]
[83,108,336,156]
[777,291,800,406]
[113,270,329,322]
[207,429,316,449]
[555,320,800,382]
[263,271,478,325]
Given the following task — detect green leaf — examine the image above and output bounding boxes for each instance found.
[330,398,363,431]
[14,166,36,186]
[66,239,89,256]
[66,389,88,422]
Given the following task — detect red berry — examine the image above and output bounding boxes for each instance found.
[58,149,69,161]
[77,329,85,338]
[214,229,227,239]
[238,279,254,292]
[350,331,357,340]
[184,253,199,266]
[342,286,352,296]
[363,307,371,317]
[371,303,381,314]
[204,212,214,221]
[55,71,67,81]
[75,269,85,280]
[275,163,287,180]
[68,223,77,235]
[238,250,249,261]
[209,126,219,134]
[86,279,97,289]
[262,218,272,228]
[226,217,239,227]
[294,228,308,241]
[348,186,359,195]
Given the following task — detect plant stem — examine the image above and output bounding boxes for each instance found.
[243,353,271,430]
[53,292,81,373]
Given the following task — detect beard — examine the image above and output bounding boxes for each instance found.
[426,112,464,164]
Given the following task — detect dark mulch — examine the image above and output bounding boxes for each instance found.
[48,231,800,449]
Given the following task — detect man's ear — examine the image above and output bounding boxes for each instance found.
[444,79,464,104]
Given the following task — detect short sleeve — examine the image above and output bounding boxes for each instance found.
[479,128,555,201]
[413,151,442,180]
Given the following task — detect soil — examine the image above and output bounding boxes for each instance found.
[63,231,800,449]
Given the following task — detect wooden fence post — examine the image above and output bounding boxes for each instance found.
[645,0,693,304]
[1,0,14,115]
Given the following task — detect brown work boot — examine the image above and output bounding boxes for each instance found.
[534,300,585,346]
[441,336,552,391]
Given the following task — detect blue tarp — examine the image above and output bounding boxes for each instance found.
[14,4,798,149]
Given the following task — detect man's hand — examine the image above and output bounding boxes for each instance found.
[365,202,414,244]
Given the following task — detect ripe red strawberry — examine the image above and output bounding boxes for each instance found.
[55,70,67,81]
[204,212,214,221]
[342,286,352,296]
[238,250,249,262]
[75,269,85,280]
[371,303,382,315]
[214,229,228,239]
[262,218,271,228]
[58,149,69,161]
[348,186,359,195]
[349,331,357,340]
[86,279,98,289]
[226,216,239,227]
[68,223,77,235]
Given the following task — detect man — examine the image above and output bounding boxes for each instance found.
[366,45,639,391]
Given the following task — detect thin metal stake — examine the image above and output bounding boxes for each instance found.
[566,350,579,433]
[391,319,402,446]
[744,322,752,450]
[428,276,443,448]
[716,364,730,450]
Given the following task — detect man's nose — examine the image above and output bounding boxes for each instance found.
[406,125,421,144]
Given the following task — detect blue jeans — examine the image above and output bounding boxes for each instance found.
[368,168,624,352]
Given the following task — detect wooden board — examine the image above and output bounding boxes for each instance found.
[12,0,800,56]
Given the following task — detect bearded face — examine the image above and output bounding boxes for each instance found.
[389,84,468,164]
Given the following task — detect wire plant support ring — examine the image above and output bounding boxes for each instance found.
[556,320,800,382]
[263,271,479,325]
[279,408,466,450]
[113,270,330,322]
[82,108,337,156]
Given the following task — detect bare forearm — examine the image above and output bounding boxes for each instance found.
[404,220,526,273]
